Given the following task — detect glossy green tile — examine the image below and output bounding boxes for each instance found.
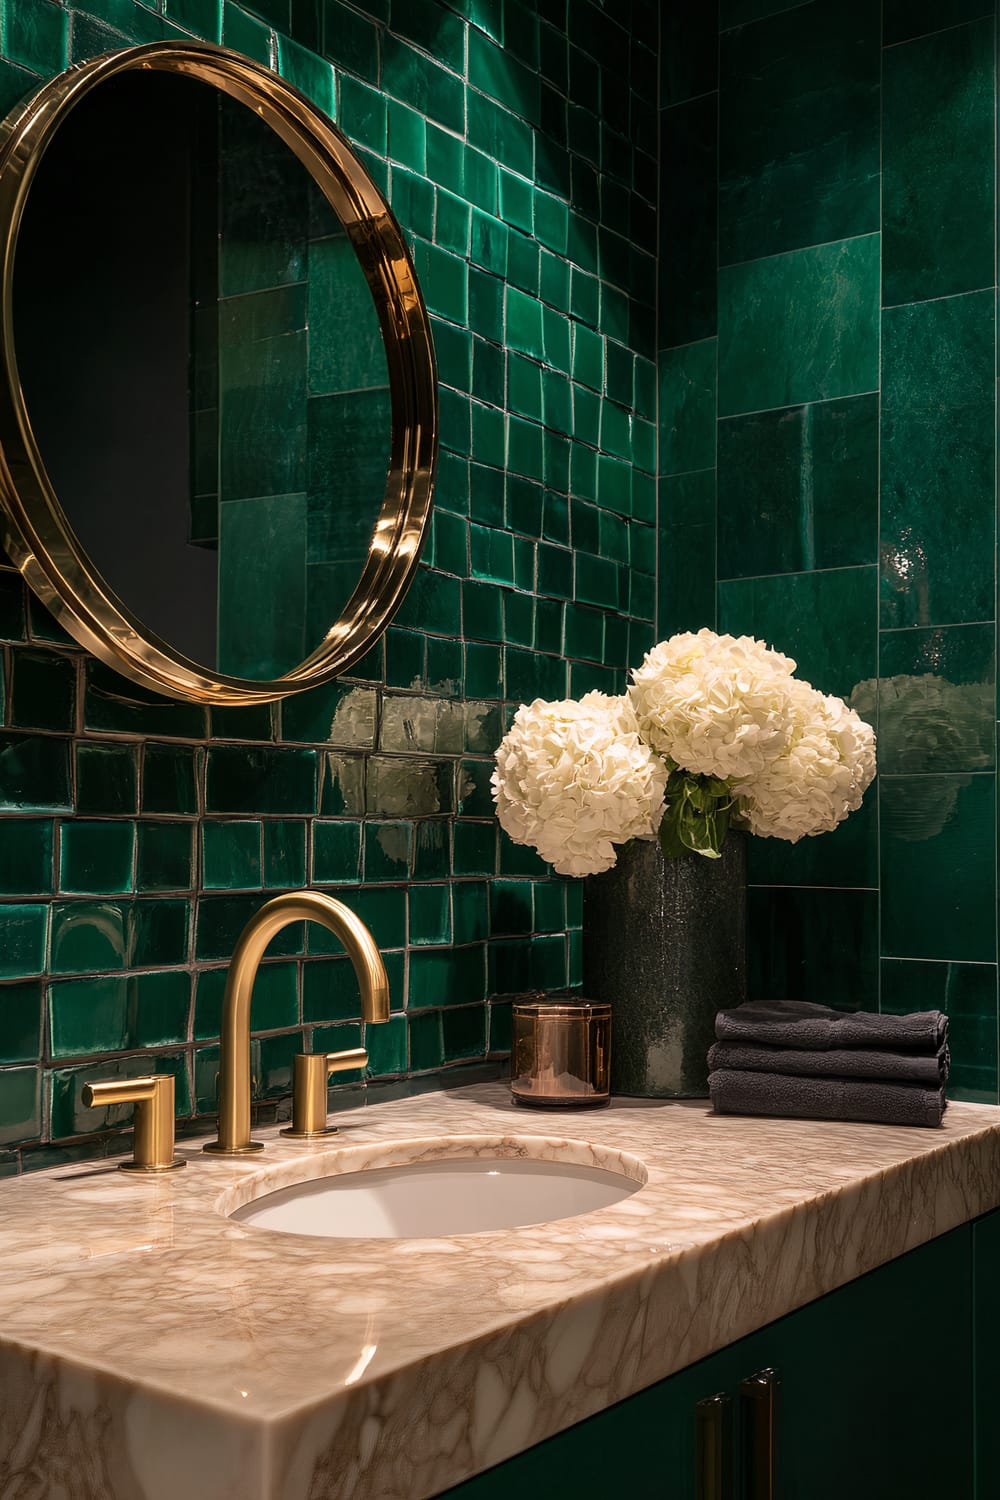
[717,395,878,580]
[875,625,995,774]
[0,904,46,980]
[142,744,198,816]
[0,1066,40,1145]
[281,681,377,747]
[408,1009,445,1071]
[0,820,52,897]
[488,998,512,1053]
[409,884,452,947]
[0,734,72,813]
[748,788,878,890]
[882,18,994,307]
[718,236,880,418]
[0,981,41,1063]
[50,970,191,1059]
[659,339,716,476]
[9,650,76,733]
[132,900,189,968]
[365,1013,407,1076]
[660,94,717,348]
[881,774,996,962]
[136,822,194,892]
[84,662,206,740]
[364,821,412,882]
[883,0,991,46]
[658,471,716,637]
[76,744,138,816]
[719,0,878,266]
[442,1004,487,1062]
[301,955,362,1023]
[202,821,262,890]
[263,820,307,888]
[412,821,450,881]
[59,822,135,895]
[50,901,126,975]
[195,960,298,1040]
[196,893,303,963]
[206,745,316,814]
[881,958,997,1101]
[408,943,487,1008]
[312,821,361,884]
[719,565,877,699]
[880,292,994,629]
[748,886,878,1007]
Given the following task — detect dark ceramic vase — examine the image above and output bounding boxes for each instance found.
[582,832,747,1098]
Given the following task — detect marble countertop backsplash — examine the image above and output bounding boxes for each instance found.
[2,1081,1000,1499]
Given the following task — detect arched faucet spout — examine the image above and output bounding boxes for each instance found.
[204,890,389,1155]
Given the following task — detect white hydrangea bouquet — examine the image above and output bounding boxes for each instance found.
[492,627,876,878]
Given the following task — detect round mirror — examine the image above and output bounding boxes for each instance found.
[0,42,437,704]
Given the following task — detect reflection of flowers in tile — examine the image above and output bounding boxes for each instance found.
[367,758,442,817]
[851,673,994,774]
[329,686,377,747]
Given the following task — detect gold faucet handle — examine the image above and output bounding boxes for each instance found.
[82,1074,185,1173]
[280,1047,368,1141]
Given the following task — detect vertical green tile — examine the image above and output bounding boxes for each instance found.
[880,291,995,628]
[719,0,879,265]
[882,18,995,307]
[881,774,996,963]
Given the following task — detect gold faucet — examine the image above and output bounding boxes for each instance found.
[203,890,390,1155]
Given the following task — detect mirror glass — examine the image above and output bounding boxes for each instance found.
[12,70,392,679]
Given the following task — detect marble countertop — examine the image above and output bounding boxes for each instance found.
[3,1081,1000,1500]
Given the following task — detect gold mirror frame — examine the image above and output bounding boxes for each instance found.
[0,40,438,704]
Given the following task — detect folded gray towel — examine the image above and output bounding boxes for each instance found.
[707,1040,949,1086]
[709,1068,946,1128]
[715,1000,947,1053]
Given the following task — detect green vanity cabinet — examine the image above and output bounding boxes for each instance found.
[441,1212,989,1500]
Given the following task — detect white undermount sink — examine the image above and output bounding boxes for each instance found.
[228,1136,645,1239]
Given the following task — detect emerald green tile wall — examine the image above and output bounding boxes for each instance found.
[0,0,659,1168]
[660,0,1000,1102]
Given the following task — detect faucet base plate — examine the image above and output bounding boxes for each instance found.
[202,1141,266,1155]
[119,1157,186,1172]
[279,1126,339,1140]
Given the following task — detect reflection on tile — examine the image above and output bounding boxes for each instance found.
[719,0,879,265]
[882,18,994,306]
[367,757,452,817]
[718,395,878,580]
[881,774,996,962]
[880,292,994,629]
[718,235,880,417]
[881,958,998,1103]
[871,625,995,774]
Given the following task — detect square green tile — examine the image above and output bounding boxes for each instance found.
[136,822,194,892]
[717,395,878,580]
[59,821,135,895]
[0,980,42,1063]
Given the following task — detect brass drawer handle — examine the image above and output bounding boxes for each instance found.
[696,1393,733,1500]
[740,1368,779,1500]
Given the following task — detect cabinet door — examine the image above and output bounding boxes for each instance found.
[734,1224,973,1500]
[436,1342,743,1500]
[973,1207,1000,1499]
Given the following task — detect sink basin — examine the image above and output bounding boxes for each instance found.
[228,1136,645,1239]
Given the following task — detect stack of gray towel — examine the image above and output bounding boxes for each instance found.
[708,1000,949,1128]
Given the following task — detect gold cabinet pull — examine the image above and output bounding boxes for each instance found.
[696,1393,733,1500]
[280,1048,369,1139]
[82,1074,184,1173]
[740,1368,779,1500]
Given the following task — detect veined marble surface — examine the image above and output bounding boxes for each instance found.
[2,1082,1000,1499]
